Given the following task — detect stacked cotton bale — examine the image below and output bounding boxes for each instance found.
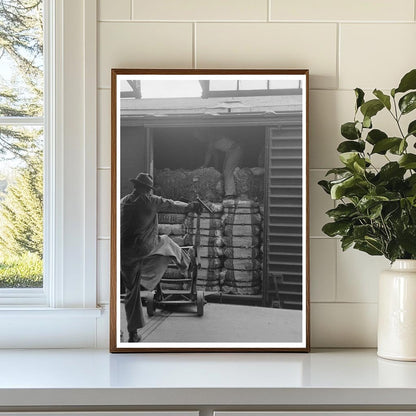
[233,167,264,202]
[154,167,224,202]
[221,199,263,295]
[157,206,188,290]
[184,202,224,292]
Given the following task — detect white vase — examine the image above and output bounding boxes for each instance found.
[378,259,416,361]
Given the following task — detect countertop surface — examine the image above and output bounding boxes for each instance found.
[1,348,416,407]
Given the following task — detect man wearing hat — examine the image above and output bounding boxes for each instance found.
[121,172,201,342]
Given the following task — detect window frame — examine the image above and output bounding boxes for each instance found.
[0,0,100,348]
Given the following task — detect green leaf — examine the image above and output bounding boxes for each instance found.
[360,99,384,120]
[395,69,416,94]
[363,116,372,129]
[355,88,365,110]
[373,89,391,110]
[371,137,402,154]
[366,129,388,145]
[378,162,406,181]
[390,139,408,155]
[399,92,416,115]
[353,224,373,240]
[386,240,402,262]
[322,221,351,237]
[407,120,416,137]
[330,175,364,200]
[369,203,383,219]
[337,140,365,153]
[354,241,383,256]
[398,227,416,255]
[357,195,389,212]
[318,180,331,194]
[339,152,360,167]
[341,235,355,251]
[353,158,366,174]
[325,167,351,176]
[399,154,416,169]
[341,122,361,140]
[326,203,356,219]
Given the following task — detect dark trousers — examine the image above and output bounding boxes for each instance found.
[123,266,145,333]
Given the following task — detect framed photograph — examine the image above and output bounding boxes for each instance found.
[110,69,310,352]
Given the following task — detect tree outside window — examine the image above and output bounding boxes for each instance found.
[0,0,44,288]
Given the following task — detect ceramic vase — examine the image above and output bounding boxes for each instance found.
[378,259,416,361]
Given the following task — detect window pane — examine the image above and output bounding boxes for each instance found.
[0,0,44,117]
[269,80,300,89]
[238,80,268,90]
[209,80,238,91]
[0,126,43,288]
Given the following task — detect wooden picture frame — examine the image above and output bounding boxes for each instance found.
[110,69,310,352]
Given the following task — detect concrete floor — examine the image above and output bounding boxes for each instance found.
[120,297,302,343]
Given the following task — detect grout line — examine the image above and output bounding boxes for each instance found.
[98,236,111,240]
[308,168,336,171]
[267,0,271,22]
[336,23,340,90]
[311,301,378,305]
[98,19,270,23]
[415,0,416,21]
[333,227,338,301]
[130,0,133,20]
[98,167,111,170]
[192,22,197,69]
[97,19,415,24]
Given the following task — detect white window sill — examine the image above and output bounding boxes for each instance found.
[0,306,102,316]
[0,307,103,348]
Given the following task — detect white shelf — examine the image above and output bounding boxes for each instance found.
[0,349,416,409]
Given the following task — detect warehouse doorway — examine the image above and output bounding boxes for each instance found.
[151,125,266,305]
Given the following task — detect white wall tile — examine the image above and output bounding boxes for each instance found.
[98,169,111,239]
[196,23,338,89]
[133,0,267,21]
[97,239,110,304]
[98,89,111,168]
[98,0,131,21]
[98,22,193,89]
[340,24,416,90]
[336,244,389,302]
[309,90,349,169]
[310,239,336,302]
[311,302,377,347]
[271,0,414,22]
[309,170,334,237]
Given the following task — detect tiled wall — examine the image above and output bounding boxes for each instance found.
[96,0,416,347]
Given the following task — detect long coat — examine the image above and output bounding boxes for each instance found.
[120,191,189,291]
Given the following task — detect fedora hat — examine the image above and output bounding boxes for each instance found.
[129,172,154,189]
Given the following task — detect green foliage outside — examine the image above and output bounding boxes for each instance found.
[0,155,43,258]
[319,69,416,262]
[0,0,44,288]
[0,252,42,288]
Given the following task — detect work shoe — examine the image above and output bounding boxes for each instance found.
[128,331,142,343]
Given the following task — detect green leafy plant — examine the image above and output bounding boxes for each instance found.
[319,69,416,262]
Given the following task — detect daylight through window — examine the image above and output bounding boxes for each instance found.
[0,0,44,289]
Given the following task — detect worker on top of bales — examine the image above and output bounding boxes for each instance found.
[194,130,243,199]
[120,172,201,343]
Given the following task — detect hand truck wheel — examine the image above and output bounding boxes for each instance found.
[196,291,204,317]
[146,291,155,317]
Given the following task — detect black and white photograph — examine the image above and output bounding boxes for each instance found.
[110,69,309,352]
